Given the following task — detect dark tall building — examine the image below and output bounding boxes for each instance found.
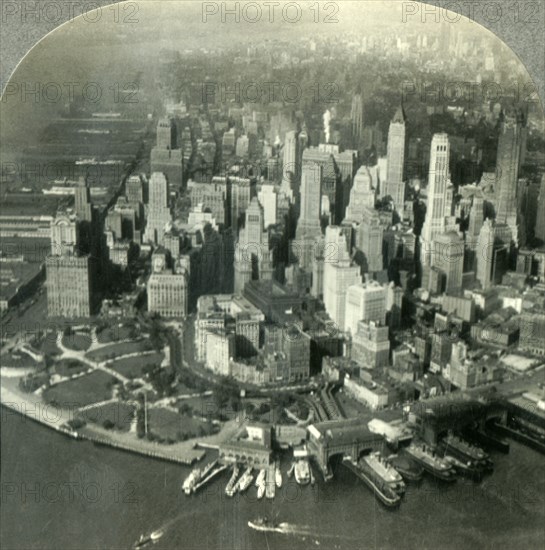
[494,106,527,245]
[150,118,184,193]
[351,93,364,145]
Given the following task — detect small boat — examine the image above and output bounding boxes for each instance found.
[182,460,218,495]
[225,465,240,497]
[248,517,288,533]
[310,463,316,486]
[275,463,282,488]
[294,459,311,485]
[386,454,423,482]
[237,467,254,493]
[257,483,265,500]
[133,530,163,548]
[255,469,266,487]
[287,463,295,479]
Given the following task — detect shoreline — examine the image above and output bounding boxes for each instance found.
[0,373,241,467]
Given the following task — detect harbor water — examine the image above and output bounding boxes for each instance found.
[1,407,544,549]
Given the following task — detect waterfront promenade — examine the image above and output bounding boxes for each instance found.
[1,370,242,466]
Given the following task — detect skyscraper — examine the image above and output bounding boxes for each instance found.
[431,231,464,294]
[234,197,273,293]
[357,206,383,273]
[476,219,508,289]
[150,118,184,193]
[47,210,94,317]
[344,279,387,336]
[383,105,406,213]
[494,106,527,245]
[343,166,376,223]
[294,163,322,270]
[74,177,92,222]
[283,130,298,188]
[323,226,361,331]
[420,133,451,266]
[535,174,545,243]
[144,172,172,245]
[351,93,364,144]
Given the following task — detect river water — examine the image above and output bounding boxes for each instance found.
[1,408,544,550]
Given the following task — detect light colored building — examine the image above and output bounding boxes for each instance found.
[382,105,406,212]
[205,330,235,375]
[323,226,361,331]
[257,184,277,228]
[144,172,172,245]
[351,320,390,369]
[344,279,387,336]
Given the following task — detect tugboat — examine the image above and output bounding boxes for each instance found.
[133,530,163,548]
[387,454,423,482]
[343,456,401,508]
[442,454,483,482]
[363,452,406,494]
[403,443,457,482]
[248,517,287,533]
[294,459,311,485]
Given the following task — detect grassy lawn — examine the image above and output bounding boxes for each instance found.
[0,352,43,369]
[32,331,61,355]
[43,370,117,409]
[53,359,90,377]
[62,333,92,351]
[108,352,164,379]
[79,401,135,432]
[86,340,152,362]
[96,324,137,344]
[147,407,215,442]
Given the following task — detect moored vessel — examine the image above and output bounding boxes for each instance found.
[236,467,254,493]
[403,443,457,482]
[275,462,282,488]
[294,459,311,485]
[363,452,405,494]
[225,465,240,497]
[386,454,423,482]
[440,434,492,471]
[342,456,401,508]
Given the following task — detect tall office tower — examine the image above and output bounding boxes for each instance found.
[476,218,508,289]
[294,163,323,270]
[357,207,384,273]
[147,261,189,318]
[431,231,464,294]
[283,130,298,188]
[351,320,390,369]
[344,279,387,336]
[229,177,253,231]
[421,133,451,267]
[50,211,78,256]
[46,255,93,317]
[494,106,527,245]
[47,208,94,317]
[74,177,92,222]
[465,196,485,270]
[311,236,325,298]
[535,174,545,243]
[343,166,376,223]
[126,174,144,204]
[234,197,273,294]
[383,106,407,212]
[351,93,364,144]
[150,118,183,192]
[258,184,278,228]
[323,226,362,331]
[144,172,172,245]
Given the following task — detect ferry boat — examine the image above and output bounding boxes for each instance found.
[248,517,288,533]
[182,460,218,495]
[363,452,406,494]
[403,443,457,482]
[386,454,423,482]
[294,459,311,485]
[236,467,254,493]
[225,465,240,497]
[275,463,282,488]
[133,530,163,548]
[343,456,401,508]
[440,434,493,471]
